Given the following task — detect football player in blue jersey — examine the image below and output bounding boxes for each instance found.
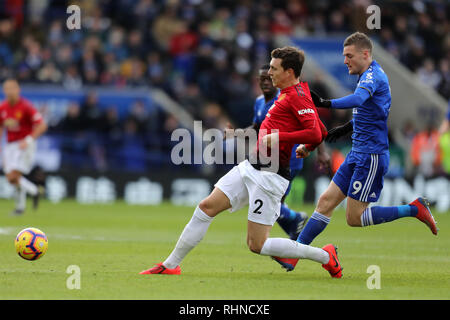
[274,32,438,272]
[225,65,330,240]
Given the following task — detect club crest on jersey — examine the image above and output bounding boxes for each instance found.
[298,108,315,115]
[15,111,22,119]
[277,93,286,102]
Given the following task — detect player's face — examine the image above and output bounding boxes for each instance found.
[343,45,369,75]
[268,58,290,89]
[3,80,20,103]
[259,70,277,96]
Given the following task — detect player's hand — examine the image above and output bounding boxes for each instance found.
[223,122,234,140]
[316,148,331,170]
[261,132,279,149]
[310,90,331,108]
[325,121,353,143]
[296,144,310,158]
[19,136,33,150]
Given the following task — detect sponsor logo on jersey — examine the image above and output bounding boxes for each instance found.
[298,108,315,115]
[3,118,19,129]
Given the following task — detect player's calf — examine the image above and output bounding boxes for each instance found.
[247,221,271,254]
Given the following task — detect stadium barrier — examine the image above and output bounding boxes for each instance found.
[0,171,448,212]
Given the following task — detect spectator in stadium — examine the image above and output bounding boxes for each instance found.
[79,92,102,131]
[393,120,417,178]
[439,104,450,134]
[439,105,450,175]
[410,122,442,178]
[416,58,442,89]
[57,102,83,133]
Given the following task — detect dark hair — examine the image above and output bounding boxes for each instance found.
[259,64,270,71]
[3,78,19,84]
[270,46,305,78]
[343,32,373,53]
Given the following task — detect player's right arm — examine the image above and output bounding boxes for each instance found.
[311,88,371,109]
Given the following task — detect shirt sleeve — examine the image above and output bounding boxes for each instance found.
[26,102,43,124]
[278,98,323,145]
[331,87,371,109]
[357,67,377,96]
[304,116,328,151]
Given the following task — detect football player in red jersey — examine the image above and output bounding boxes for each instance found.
[140,47,342,278]
[0,79,47,215]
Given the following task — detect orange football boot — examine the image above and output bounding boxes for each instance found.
[139,263,181,275]
[321,244,343,278]
[272,256,299,272]
[409,197,438,235]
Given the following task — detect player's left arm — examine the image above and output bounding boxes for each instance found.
[273,98,325,147]
[30,120,48,140]
[19,105,47,150]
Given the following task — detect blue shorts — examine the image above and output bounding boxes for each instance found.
[332,151,389,203]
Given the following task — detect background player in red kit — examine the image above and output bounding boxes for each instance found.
[140,46,343,278]
[0,79,47,215]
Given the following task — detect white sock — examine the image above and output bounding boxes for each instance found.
[19,177,38,196]
[15,187,27,211]
[260,238,329,264]
[163,207,213,269]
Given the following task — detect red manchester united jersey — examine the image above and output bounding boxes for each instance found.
[0,98,43,143]
[258,82,327,167]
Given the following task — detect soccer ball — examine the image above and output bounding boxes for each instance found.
[15,227,48,261]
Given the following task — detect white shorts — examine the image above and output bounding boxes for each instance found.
[215,160,289,226]
[2,140,36,175]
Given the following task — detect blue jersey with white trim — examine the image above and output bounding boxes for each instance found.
[253,93,278,125]
[352,60,391,154]
[252,92,303,171]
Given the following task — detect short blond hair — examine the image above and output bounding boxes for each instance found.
[343,32,373,53]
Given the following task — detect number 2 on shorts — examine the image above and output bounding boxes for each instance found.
[253,199,263,214]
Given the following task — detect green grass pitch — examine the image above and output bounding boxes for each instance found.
[0,199,448,300]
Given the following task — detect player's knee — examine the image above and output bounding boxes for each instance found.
[346,213,362,227]
[198,198,217,217]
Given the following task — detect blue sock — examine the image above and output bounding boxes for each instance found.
[279,203,297,221]
[296,211,330,245]
[360,205,418,226]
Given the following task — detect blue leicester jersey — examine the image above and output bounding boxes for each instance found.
[253,93,278,125]
[252,92,303,171]
[352,60,391,154]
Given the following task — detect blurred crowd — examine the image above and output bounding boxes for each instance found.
[48,92,179,172]
[0,0,448,175]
